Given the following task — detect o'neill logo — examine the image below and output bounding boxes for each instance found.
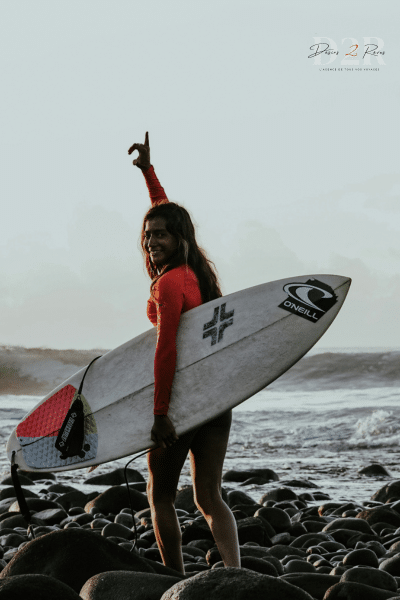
[278,278,338,323]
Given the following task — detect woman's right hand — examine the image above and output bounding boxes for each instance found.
[151,415,179,449]
[128,131,151,170]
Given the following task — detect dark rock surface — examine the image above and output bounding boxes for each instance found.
[323,580,398,599]
[160,568,314,599]
[0,528,154,592]
[254,506,292,532]
[281,573,340,600]
[0,486,38,501]
[340,566,397,593]
[85,467,145,486]
[8,497,61,513]
[84,485,149,514]
[80,571,182,600]
[0,573,81,599]
[227,489,257,507]
[280,479,319,489]
[57,490,89,510]
[342,548,379,568]
[259,487,298,503]
[372,480,400,503]
[0,474,34,486]
[379,553,400,576]
[222,469,279,483]
[359,464,391,477]
[357,506,400,528]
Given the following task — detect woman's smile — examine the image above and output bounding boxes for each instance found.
[145,216,178,267]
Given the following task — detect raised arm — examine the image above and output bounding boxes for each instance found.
[128,132,169,205]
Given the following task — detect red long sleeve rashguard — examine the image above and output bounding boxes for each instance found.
[143,166,202,416]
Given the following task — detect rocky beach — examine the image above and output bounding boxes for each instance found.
[1,346,400,597]
[1,464,400,598]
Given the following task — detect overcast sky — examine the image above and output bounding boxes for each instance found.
[1,1,399,350]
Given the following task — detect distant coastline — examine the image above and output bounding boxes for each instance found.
[1,345,400,396]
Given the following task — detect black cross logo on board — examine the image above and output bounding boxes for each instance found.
[203,303,234,346]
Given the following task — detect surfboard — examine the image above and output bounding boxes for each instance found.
[7,274,351,472]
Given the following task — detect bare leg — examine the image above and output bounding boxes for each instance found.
[147,431,194,574]
[189,410,241,568]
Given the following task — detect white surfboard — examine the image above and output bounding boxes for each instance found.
[7,274,351,472]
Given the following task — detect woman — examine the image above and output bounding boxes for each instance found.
[128,133,240,574]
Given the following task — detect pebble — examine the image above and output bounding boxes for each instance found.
[84,467,145,486]
[358,464,391,477]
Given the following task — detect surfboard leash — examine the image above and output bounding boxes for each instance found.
[123,448,154,552]
[10,451,36,539]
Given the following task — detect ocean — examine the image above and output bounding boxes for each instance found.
[1,346,400,505]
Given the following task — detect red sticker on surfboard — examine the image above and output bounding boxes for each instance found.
[16,385,98,469]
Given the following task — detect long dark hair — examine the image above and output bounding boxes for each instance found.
[140,201,222,303]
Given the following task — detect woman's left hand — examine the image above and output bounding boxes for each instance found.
[151,415,179,449]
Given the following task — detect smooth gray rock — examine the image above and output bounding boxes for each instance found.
[222,469,279,483]
[33,508,68,525]
[0,474,34,486]
[372,480,400,503]
[359,464,391,477]
[254,506,291,532]
[380,553,400,576]
[259,487,298,504]
[236,516,271,546]
[47,483,78,494]
[18,470,56,481]
[174,486,198,514]
[160,567,314,599]
[323,518,373,534]
[341,566,397,593]
[290,532,334,549]
[0,528,154,592]
[85,467,145,486]
[285,559,317,574]
[102,522,134,540]
[227,490,257,507]
[85,485,149,514]
[357,507,400,528]
[57,490,89,510]
[8,498,61,513]
[0,514,44,531]
[0,573,81,599]
[280,479,319,489]
[0,486,38,501]
[115,512,136,528]
[206,544,274,566]
[281,573,340,600]
[240,556,278,576]
[323,581,398,599]
[342,548,379,568]
[240,477,270,486]
[0,533,27,548]
[80,571,181,600]
[181,520,214,544]
[267,545,307,560]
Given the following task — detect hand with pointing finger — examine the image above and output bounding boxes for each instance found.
[128,132,151,171]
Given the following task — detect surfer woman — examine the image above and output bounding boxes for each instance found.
[128,133,240,574]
